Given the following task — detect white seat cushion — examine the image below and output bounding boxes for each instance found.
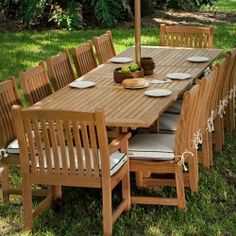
[165,99,182,114]
[6,139,19,155]
[36,147,127,176]
[159,113,179,131]
[129,133,175,160]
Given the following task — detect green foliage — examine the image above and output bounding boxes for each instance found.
[49,1,83,30]
[20,0,49,25]
[0,0,3,12]
[91,0,123,27]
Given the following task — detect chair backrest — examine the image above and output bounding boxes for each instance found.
[175,84,200,154]
[222,48,236,100]
[12,106,110,182]
[70,40,97,77]
[46,51,75,91]
[92,31,116,64]
[211,54,230,111]
[19,63,53,106]
[0,78,21,149]
[160,24,214,48]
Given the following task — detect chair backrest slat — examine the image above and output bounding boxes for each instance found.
[160,24,214,48]
[71,41,97,77]
[0,79,20,148]
[92,31,116,64]
[46,51,75,91]
[19,63,53,106]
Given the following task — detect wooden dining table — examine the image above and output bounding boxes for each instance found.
[29,46,222,129]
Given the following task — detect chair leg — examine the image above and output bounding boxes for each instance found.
[122,172,131,212]
[22,174,33,230]
[214,117,223,152]
[188,152,199,193]
[102,181,112,236]
[202,132,213,169]
[1,165,10,203]
[51,185,62,211]
[175,164,186,209]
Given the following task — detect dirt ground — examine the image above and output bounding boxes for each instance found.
[142,10,236,27]
[0,9,236,33]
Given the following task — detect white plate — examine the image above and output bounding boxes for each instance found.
[124,79,149,89]
[110,57,133,63]
[187,56,210,63]
[69,80,95,89]
[166,72,191,80]
[144,89,172,97]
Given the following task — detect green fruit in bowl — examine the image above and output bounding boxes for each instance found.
[121,66,130,73]
[129,63,139,72]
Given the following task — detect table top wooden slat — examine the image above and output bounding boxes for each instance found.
[29,46,222,128]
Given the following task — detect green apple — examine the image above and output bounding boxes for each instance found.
[121,66,130,73]
[129,63,139,72]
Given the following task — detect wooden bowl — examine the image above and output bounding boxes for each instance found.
[113,67,144,83]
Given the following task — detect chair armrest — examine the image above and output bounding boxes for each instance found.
[108,132,131,155]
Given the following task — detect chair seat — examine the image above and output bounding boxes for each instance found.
[6,139,19,155]
[37,148,127,176]
[129,133,175,160]
[165,99,182,114]
[159,113,179,131]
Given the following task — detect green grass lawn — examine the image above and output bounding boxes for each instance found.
[213,0,236,12]
[1,2,236,235]
[0,133,235,235]
[1,24,236,85]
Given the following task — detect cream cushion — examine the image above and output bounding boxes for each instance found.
[35,147,127,176]
[129,133,175,160]
[159,113,179,131]
[6,139,19,155]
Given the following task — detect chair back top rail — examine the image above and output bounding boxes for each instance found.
[160,24,214,48]
[46,50,75,91]
[71,40,97,77]
[92,31,116,64]
[19,63,53,106]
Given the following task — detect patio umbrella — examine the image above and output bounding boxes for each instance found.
[135,0,141,66]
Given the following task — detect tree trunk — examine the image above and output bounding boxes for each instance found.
[141,0,154,17]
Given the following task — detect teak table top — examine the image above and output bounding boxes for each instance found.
[29,46,222,128]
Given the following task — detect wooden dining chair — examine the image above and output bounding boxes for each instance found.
[46,50,75,91]
[92,31,116,64]
[19,63,53,106]
[159,24,214,48]
[70,40,97,77]
[0,78,48,203]
[129,83,202,208]
[0,78,21,203]
[12,106,131,235]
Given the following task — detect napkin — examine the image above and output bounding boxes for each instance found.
[149,79,172,84]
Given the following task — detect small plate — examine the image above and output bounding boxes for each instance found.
[144,89,172,97]
[187,56,210,63]
[166,72,191,80]
[69,80,95,89]
[110,57,133,64]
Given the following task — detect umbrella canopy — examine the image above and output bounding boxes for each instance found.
[135,0,141,66]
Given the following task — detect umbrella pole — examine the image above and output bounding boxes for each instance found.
[135,0,141,66]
